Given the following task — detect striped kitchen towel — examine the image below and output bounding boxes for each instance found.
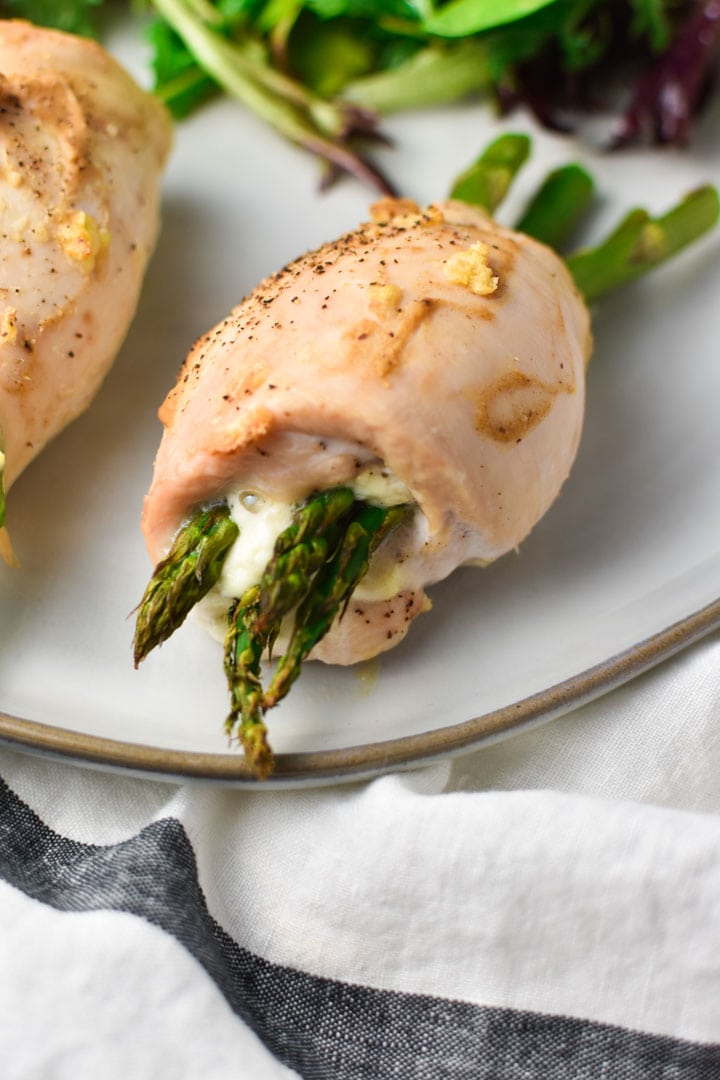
[1,633,719,1079]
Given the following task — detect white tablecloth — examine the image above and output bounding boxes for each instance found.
[1,629,719,1077]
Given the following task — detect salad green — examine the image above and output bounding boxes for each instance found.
[1,1,717,188]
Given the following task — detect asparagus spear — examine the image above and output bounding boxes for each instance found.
[133,503,239,666]
[224,586,275,780]
[220,487,355,767]
[450,140,718,302]
[220,495,407,767]
[449,133,531,213]
[253,486,356,636]
[516,163,595,251]
[566,186,720,303]
[263,502,409,710]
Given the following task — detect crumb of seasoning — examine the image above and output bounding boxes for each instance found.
[368,282,403,314]
[0,307,18,344]
[443,242,499,296]
[56,211,110,274]
[369,197,420,225]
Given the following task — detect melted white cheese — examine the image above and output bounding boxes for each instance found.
[351,464,412,508]
[196,465,414,640]
[217,490,294,601]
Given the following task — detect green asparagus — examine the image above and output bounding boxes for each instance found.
[450,133,531,213]
[515,163,595,251]
[133,503,239,666]
[566,186,720,303]
[263,502,409,710]
[0,450,14,566]
[253,486,356,635]
[224,586,275,780]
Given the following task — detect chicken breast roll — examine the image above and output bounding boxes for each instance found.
[0,20,171,556]
[142,197,591,665]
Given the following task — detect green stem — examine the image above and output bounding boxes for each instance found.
[224,587,274,779]
[254,487,355,634]
[264,502,408,710]
[345,40,491,113]
[153,64,216,113]
[449,132,531,213]
[133,503,239,666]
[184,0,223,24]
[149,0,393,192]
[515,163,595,251]
[566,185,720,303]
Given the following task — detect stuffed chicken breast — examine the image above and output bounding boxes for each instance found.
[139,195,592,770]
[0,20,171,557]
[135,148,718,779]
[142,197,591,664]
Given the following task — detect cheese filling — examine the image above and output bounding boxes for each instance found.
[218,490,294,604]
[196,464,414,639]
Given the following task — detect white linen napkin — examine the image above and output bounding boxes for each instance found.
[0,632,719,1079]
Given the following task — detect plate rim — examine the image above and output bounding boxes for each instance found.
[2,594,718,788]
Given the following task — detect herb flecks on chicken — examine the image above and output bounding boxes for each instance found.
[134,135,718,778]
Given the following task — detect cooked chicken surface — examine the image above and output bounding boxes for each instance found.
[0,20,171,551]
[143,198,592,663]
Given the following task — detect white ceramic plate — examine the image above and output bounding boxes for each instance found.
[1,20,719,786]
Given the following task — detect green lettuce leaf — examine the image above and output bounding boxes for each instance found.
[422,0,562,37]
[0,0,103,36]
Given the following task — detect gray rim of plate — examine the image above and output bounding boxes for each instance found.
[1,597,719,788]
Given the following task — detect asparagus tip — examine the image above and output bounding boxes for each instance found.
[450,131,531,212]
[225,708,275,780]
[133,504,238,666]
[241,722,275,781]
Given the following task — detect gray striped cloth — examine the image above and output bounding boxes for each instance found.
[1,632,719,1079]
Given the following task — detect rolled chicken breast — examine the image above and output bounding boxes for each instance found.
[142,197,591,664]
[0,20,172,556]
[136,156,717,778]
